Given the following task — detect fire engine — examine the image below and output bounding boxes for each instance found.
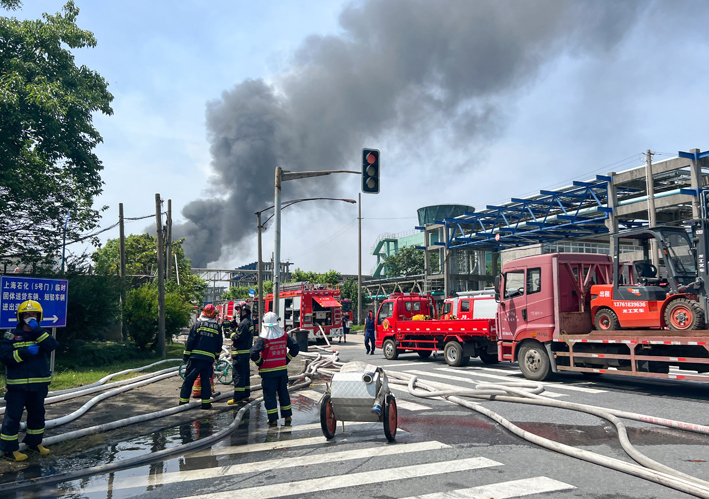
[374,291,498,366]
[216,300,246,324]
[260,282,344,341]
[342,298,354,325]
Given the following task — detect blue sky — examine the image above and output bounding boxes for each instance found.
[11,1,709,274]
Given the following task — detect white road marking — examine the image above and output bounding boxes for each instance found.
[190,430,409,458]
[403,476,575,499]
[396,399,432,411]
[380,363,427,368]
[178,457,503,499]
[81,441,449,494]
[407,370,567,398]
[297,390,324,402]
[437,368,607,394]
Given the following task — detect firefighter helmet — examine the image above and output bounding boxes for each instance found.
[16,300,43,323]
[202,304,217,318]
[260,312,284,339]
[240,303,251,316]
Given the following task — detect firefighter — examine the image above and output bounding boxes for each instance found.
[364,311,376,355]
[179,304,222,409]
[250,312,299,426]
[0,300,59,461]
[227,303,254,405]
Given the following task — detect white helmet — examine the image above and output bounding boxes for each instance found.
[260,312,285,339]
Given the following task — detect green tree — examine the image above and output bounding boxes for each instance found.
[0,2,114,265]
[385,246,439,277]
[291,268,341,285]
[340,277,370,321]
[92,234,207,304]
[221,286,250,301]
[384,246,424,277]
[123,284,191,351]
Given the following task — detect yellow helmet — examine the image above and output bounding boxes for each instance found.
[16,300,43,323]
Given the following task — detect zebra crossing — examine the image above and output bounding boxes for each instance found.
[173,425,574,499]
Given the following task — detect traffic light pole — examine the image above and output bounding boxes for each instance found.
[272,168,359,318]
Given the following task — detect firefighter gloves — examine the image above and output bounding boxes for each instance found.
[27,345,39,355]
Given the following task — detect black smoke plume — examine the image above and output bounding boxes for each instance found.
[173,0,645,266]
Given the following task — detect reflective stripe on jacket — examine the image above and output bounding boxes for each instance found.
[250,335,299,378]
[184,320,222,363]
[0,326,59,390]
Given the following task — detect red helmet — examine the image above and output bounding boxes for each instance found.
[202,304,217,318]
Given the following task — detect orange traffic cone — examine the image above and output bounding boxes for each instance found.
[192,372,216,398]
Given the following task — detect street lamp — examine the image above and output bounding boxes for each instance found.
[255,197,357,321]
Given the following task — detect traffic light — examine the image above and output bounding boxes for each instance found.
[361,148,380,194]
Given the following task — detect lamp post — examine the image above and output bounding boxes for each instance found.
[255,196,357,320]
[61,213,71,274]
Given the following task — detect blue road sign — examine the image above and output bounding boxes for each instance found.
[0,276,68,329]
[249,288,255,298]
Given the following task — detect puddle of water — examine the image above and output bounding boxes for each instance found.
[0,400,323,499]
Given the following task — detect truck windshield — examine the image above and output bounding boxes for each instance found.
[663,230,696,275]
[377,302,393,325]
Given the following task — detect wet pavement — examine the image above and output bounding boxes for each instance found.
[3,334,709,498]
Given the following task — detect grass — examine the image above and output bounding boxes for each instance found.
[0,343,184,394]
[350,325,364,332]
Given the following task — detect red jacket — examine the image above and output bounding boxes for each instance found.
[250,335,299,377]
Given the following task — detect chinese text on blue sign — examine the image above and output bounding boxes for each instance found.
[0,276,68,329]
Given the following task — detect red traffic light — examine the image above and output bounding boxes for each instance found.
[366,152,377,164]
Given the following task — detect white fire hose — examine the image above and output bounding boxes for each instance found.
[296,348,709,498]
[0,374,312,493]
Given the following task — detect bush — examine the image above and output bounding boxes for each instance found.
[124,284,191,351]
[60,274,126,343]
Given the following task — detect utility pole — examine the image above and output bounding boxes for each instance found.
[166,199,173,281]
[273,168,283,316]
[357,193,362,325]
[645,150,659,266]
[119,203,127,341]
[155,194,166,359]
[257,211,263,320]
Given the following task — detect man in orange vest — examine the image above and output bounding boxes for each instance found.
[250,312,299,426]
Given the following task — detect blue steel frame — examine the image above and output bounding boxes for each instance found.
[440,176,619,251]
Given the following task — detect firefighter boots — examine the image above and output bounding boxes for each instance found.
[3,450,28,462]
[28,444,50,455]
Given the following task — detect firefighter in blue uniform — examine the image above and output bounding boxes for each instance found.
[250,312,299,426]
[179,304,222,409]
[228,303,254,405]
[0,300,59,461]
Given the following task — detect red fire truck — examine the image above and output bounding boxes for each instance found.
[374,291,498,366]
[216,300,246,324]
[260,283,344,341]
[342,298,354,325]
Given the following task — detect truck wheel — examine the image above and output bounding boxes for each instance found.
[665,299,706,330]
[383,394,397,442]
[320,393,337,440]
[479,350,499,364]
[444,341,469,367]
[383,339,399,360]
[417,350,432,359]
[594,308,619,331]
[518,342,551,381]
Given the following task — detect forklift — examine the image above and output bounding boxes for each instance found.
[590,217,709,331]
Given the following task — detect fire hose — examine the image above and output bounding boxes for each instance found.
[296,348,709,498]
[0,374,312,493]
